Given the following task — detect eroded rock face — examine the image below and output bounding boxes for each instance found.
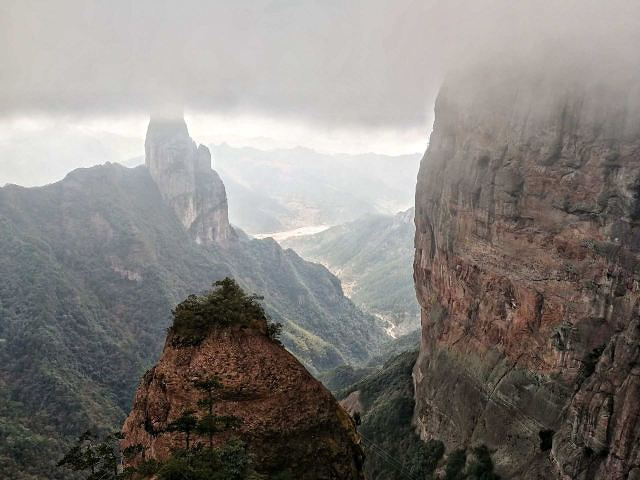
[413,66,640,479]
[145,118,234,245]
[121,323,364,479]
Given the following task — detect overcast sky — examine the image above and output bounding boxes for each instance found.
[1,0,639,183]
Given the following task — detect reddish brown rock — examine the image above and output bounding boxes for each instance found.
[121,322,364,479]
[413,64,640,479]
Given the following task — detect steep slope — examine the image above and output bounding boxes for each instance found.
[121,284,364,479]
[283,209,420,335]
[413,64,640,479]
[0,122,384,478]
[339,350,423,480]
[145,118,233,245]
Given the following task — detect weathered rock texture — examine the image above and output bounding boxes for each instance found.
[413,66,640,479]
[121,322,364,479]
[145,117,234,245]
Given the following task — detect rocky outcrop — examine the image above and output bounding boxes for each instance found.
[413,65,640,479]
[145,117,234,245]
[121,321,364,479]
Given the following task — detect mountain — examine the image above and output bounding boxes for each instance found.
[211,143,421,234]
[121,281,364,480]
[145,118,234,245]
[413,64,640,478]
[0,119,385,479]
[283,209,420,336]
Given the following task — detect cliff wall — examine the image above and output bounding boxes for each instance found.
[145,118,234,245]
[413,66,640,479]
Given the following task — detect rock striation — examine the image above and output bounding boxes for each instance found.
[413,65,640,479]
[121,319,364,479]
[145,117,234,245]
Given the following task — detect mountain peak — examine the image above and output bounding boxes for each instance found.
[145,117,190,146]
[144,117,234,245]
[121,281,365,478]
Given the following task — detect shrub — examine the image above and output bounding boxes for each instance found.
[157,439,251,480]
[170,278,269,345]
[444,449,466,480]
[266,321,283,342]
[465,445,500,480]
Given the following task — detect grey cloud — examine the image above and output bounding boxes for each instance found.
[1,0,639,129]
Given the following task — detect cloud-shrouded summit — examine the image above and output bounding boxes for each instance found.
[2,0,639,130]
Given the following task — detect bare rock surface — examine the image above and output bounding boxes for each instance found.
[122,323,364,479]
[413,64,640,479]
[145,117,234,245]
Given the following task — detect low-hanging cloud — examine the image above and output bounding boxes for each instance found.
[1,0,639,130]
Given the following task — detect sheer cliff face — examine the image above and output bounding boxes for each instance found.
[413,68,640,479]
[121,324,364,479]
[145,118,233,245]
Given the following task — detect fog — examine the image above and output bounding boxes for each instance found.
[1,0,639,185]
[3,0,639,126]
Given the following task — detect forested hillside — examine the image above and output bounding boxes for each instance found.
[283,208,419,335]
[0,163,385,479]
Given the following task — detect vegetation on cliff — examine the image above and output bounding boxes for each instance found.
[170,278,281,345]
[59,376,259,480]
[338,349,500,480]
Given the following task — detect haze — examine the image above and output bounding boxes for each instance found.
[1,0,639,186]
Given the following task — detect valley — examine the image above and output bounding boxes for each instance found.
[0,119,402,479]
[2,3,639,478]
[283,209,420,337]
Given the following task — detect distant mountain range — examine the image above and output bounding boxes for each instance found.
[283,208,420,336]
[1,130,420,236]
[210,144,420,234]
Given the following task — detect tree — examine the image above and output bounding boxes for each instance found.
[196,414,242,449]
[57,431,126,480]
[266,321,283,342]
[407,438,445,477]
[193,376,241,448]
[170,277,270,345]
[122,443,146,461]
[353,411,362,426]
[166,411,198,450]
[444,448,467,480]
[194,376,223,416]
[465,445,501,480]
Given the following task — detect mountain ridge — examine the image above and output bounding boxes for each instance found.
[0,122,385,479]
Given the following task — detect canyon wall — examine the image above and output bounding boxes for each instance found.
[413,65,640,479]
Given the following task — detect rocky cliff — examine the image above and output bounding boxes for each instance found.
[413,65,640,479]
[145,117,233,245]
[121,309,364,479]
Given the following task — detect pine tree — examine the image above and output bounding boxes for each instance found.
[166,410,198,450]
[193,376,242,448]
[193,376,222,416]
[57,431,125,480]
